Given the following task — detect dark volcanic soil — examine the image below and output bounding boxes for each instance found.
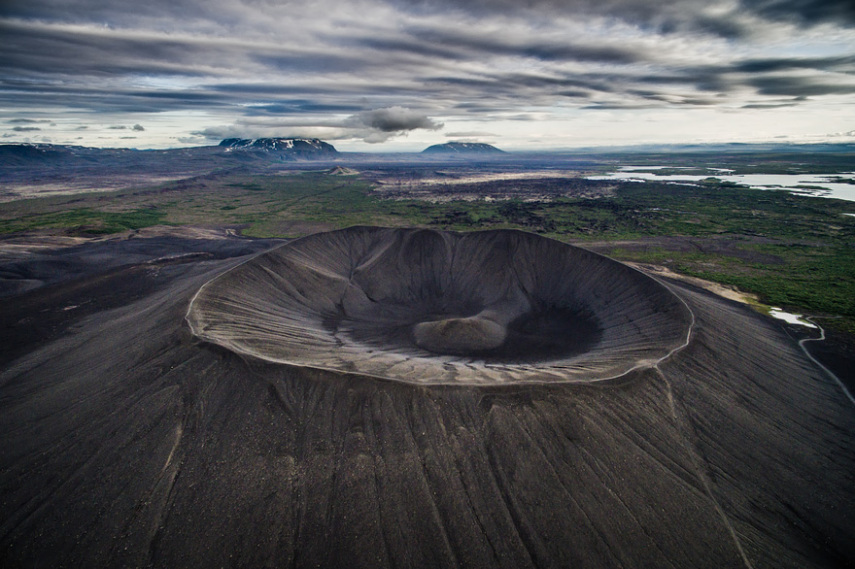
[0,235,281,367]
[188,228,692,385]
[1,232,854,569]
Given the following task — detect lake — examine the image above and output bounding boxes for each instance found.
[588,167,855,203]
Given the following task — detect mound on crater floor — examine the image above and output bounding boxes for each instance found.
[187,227,692,384]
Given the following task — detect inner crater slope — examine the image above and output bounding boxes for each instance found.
[187,227,692,384]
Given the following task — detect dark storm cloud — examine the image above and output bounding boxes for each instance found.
[633,59,855,100]
[582,103,661,110]
[12,126,41,131]
[403,28,648,64]
[557,90,592,99]
[632,69,738,94]
[8,0,855,30]
[424,70,638,106]
[626,89,719,106]
[252,53,368,74]
[0,20,214,78]
[749,75,855,96]
[199,106,443,143]
[244,103,366,116]
[393,0,855,30]
[0,0,208,22]
[354,37,465,62]
[211,84,346,96]
[683,14,752,38]
[739,0,855,26]
[0,81,229,114]
[420,58,853,112]
[350,107,443,132]
[128,91,226,101]
[734,55,855,73]
[0,18,374,87]
[394,0,672,20]
[741,101,801,108]
[423,72,609,101]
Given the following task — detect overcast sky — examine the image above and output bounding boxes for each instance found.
[1,0,854,150]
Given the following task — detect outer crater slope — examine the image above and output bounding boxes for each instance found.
[1,231,853,568]
[187,227,692,384]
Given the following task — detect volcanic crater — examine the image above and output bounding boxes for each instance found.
[187,227,692,384]
[2,225,854,569]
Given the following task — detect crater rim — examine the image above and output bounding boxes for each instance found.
[186,226,694,385]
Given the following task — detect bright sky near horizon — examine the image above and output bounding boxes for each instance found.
[1,0,854,151]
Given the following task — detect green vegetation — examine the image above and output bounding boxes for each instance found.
[0,206,167,235]
[2,168,854,332]
[609,244,855,334]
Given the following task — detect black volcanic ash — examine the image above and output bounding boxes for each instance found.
[187,227,691,384]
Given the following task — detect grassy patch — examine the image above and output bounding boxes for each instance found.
[0,207,167,235]
[3,169,854,331]
[605,241,855,332]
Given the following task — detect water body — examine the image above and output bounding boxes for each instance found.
[589,168,855,202]
[768,307,817,328]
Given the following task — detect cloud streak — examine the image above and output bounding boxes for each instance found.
[1,0,854,148]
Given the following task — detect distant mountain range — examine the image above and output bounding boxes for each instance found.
[0,139,342,185]
[5,139,855,169]
[2,140,854,182]
[422,142,504,154]
[220,138,338,158]
[0,138,339,169]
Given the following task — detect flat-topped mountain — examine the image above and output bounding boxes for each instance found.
[219,137,338,158]
[422,141,504,154]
